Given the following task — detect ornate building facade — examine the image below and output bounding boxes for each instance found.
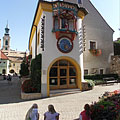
[29,0,88,97]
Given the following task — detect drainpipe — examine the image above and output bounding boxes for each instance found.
[33,25,37,57]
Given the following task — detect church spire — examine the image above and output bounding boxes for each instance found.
[5,21,10,35]
[2,22,10,51]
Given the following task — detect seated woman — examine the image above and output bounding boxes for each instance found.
[25,103,39,120]
[44,104,59,120]
[79,104,91,120]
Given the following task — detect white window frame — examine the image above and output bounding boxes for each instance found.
[99,68,104,74]
[84,69,89,75]
[88,40,97,50]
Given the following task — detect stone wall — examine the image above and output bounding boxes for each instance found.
[110,56,120,76]
[21,92,41,100]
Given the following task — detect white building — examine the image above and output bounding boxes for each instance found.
[82,0,114,75]
[29,0,88,97]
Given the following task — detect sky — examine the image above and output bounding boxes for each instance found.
[0,0,119,52]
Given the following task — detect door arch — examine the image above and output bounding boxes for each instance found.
[47,56,81,96]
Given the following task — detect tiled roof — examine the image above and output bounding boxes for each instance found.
[0,51,9,60]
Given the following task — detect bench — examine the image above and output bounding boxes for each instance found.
[103,77,118,85]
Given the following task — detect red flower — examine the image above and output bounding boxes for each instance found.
[100,105,104,109]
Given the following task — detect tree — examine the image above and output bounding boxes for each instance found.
[30,54,42,92]
[20,60,29,76]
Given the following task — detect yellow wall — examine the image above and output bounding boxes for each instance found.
[29,2,52,50]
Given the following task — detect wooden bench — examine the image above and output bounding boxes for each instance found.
[103,77,118,85]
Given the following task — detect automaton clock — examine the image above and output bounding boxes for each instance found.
[57,37,73,53]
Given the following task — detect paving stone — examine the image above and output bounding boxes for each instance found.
[0,77,120,120]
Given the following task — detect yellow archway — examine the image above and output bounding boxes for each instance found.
[47,56,82,96]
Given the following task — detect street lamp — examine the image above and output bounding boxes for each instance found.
[33,25,37,57]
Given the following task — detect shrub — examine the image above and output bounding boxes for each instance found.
[91,92,120,120]
[21,80,32,93]
[114,42,120,55]
[20,61,29,77]
[84,74,119,80]
[30,54,42,93]
[85,79,95,88]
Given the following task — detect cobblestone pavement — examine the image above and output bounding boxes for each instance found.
[0,77,120,120]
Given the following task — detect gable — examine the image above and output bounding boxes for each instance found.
[83,0,114,32]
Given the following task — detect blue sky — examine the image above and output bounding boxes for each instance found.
[0,0,119,51]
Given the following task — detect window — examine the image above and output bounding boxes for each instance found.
[84,69,88,75]
[5,47,8,50]
[5,40,8,45]
[61,18,68,29]
[49,60,77,87]
[100,69,104,74]
[90,41,96,49]
[37,32,40,46]
[78,0,82,4]
[13,63,15,67]
[2,69,6,74]
[69,20,74,31]
[54,17,59,30]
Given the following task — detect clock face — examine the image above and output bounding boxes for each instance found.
[57,37,73,53]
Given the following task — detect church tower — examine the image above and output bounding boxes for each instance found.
[2,23,10,51]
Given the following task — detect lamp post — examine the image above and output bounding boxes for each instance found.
[33,25,37,57]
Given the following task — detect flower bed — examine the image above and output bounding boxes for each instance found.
[21,79,41,100]
[91,90,120,120]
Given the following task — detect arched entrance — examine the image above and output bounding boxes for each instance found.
[49,59,77,89]
[47,57,81,96]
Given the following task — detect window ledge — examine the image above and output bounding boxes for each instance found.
[52,29,78,34]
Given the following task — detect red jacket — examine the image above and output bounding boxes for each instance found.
[80,110,91,120]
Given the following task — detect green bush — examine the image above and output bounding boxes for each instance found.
[97,100,114,110]
[20,61,29,76]
[30,54,42,93]
[93,80,104,85]
[84,74,119,80]
[85,79,95,88]
[114,42,120,55]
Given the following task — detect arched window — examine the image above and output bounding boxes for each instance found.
[5,40,8,45]
[2,69,6,74]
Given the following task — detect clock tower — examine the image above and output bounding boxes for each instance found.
[2,23,10,51]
